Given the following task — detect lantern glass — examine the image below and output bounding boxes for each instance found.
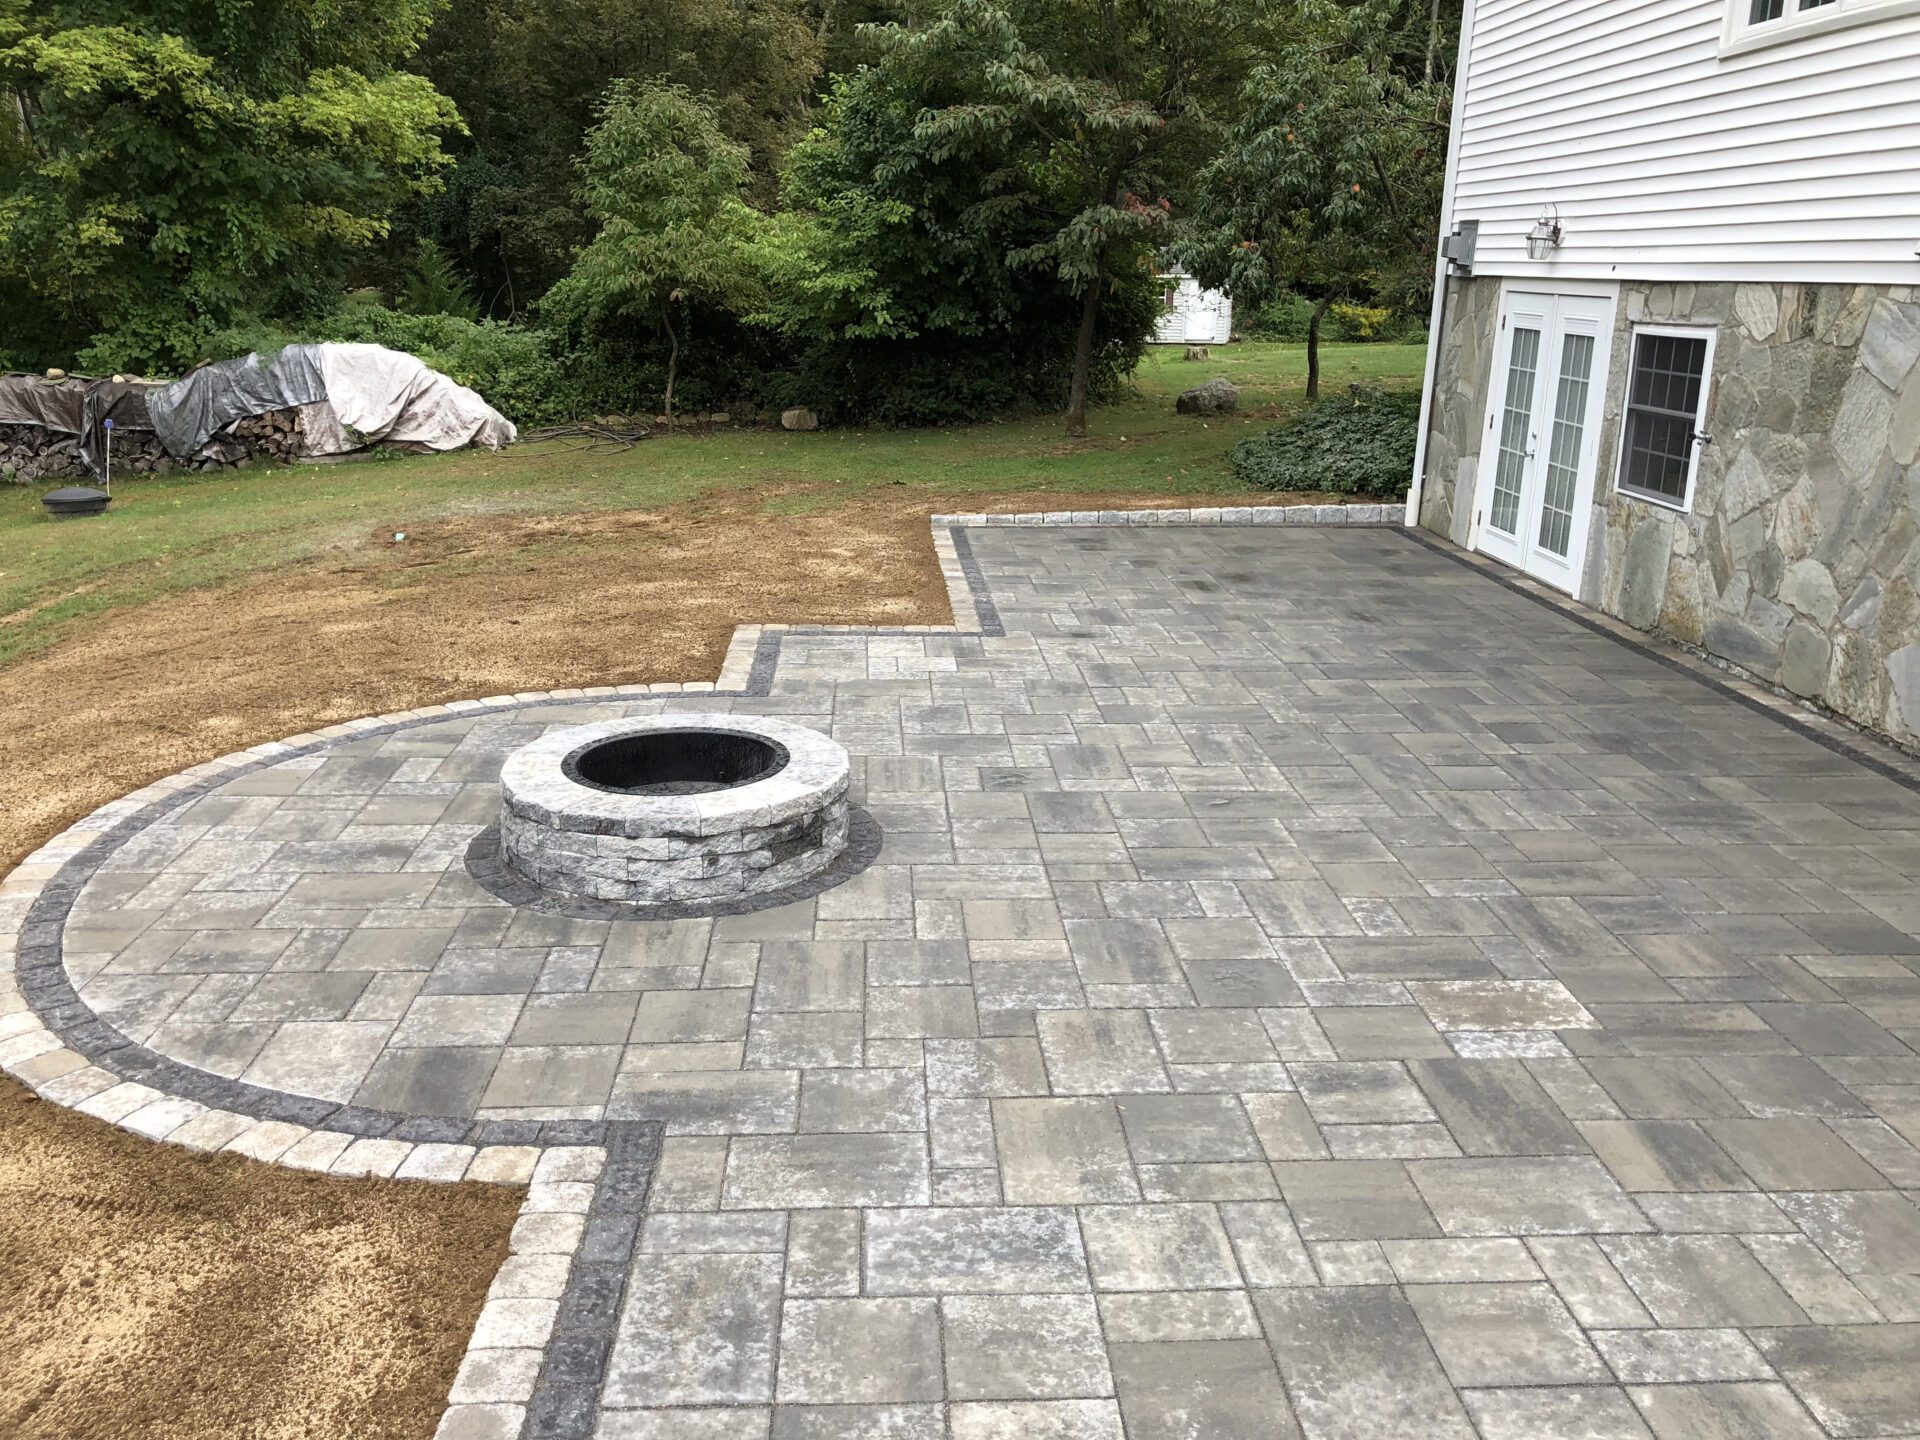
[1526,213,1562,261]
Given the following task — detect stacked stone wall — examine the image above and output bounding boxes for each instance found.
[1420,275,1920,750]
[1417,275,1500,547]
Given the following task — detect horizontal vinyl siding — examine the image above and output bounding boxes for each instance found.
[1452,0,1920,283]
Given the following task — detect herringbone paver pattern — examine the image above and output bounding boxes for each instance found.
[61,527,1920,1437]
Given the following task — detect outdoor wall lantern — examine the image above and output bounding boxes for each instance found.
[1526,206,1564,261]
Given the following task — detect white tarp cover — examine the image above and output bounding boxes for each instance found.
[147,342,515,460]
[299,344,516,456]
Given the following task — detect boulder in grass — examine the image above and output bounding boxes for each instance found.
[1176,378,1239,416]
[781,407,820,432]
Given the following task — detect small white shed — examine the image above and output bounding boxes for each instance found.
[1153,268,1232,345]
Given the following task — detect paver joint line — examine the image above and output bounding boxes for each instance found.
[7,512,1920,1440]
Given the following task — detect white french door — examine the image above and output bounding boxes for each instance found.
[1474,289,1615,595]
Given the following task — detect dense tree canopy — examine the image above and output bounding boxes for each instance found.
[0,0,1460,428]
[412,0,819,311]
[0,0,459,370]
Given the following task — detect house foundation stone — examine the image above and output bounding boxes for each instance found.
[1421,275,1920,750]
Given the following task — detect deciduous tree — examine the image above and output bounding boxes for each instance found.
[548,82,767,424]
[888,0,1256,436]
[1179,0,1449,397]
[0,0,459,370]
[753,0,1165,427]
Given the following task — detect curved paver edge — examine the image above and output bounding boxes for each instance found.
[0,503,1396,1171]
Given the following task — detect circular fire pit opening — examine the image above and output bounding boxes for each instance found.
[499,714,851,908]
[565,729,789,796]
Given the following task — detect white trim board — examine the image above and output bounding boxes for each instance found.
[1467,280,1621,598]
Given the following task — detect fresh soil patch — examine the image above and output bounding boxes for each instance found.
[0,486,1295,877]
[0,1080,520,1440]
[0,483,1304,1438]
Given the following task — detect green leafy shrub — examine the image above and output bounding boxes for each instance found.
[340,313,571,423]
[1231,387,1419,497]
[541,292,784,420]
[764,272,1159,427]
[1242,295,1422,344]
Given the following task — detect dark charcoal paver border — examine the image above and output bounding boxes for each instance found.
[1396,525,1920,796]
[17,518,1919,1145]
[463,805,883,921]
[522,1120,661,1440]
[745,628,784,692]
[6,525,1015,1141]
[947,525,1007,636]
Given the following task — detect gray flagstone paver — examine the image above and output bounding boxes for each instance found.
[25,524,1920,1438]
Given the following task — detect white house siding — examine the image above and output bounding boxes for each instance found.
[1452,0,1920,285]
[1415,3,1920,747]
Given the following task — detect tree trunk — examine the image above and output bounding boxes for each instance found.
[662,304,680,427]
[1426,0,1441,84]
[1305,295,1333,402]
[1065,277,1103,440]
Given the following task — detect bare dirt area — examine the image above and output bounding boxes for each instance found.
[0,1082,521,1440]
[0,487,1270,876]
[0,483,1268,1440]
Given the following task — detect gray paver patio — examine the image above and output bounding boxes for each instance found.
[52,525,1920,1436]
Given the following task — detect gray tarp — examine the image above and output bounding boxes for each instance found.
[0,375,91,433]
[78,381,158,477]
[0,374,160,479]
[146,346,329,459]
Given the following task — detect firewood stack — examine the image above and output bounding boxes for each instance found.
[0,407,306,483]
[184,407,305,470]
[0,425,88,482]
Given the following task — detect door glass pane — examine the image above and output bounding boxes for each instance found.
[1489,326,1540,537]
[1536,331,1595,559]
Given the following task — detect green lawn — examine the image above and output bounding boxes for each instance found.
[0,340,1424,664]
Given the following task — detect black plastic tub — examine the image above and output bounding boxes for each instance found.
[41,486,111,519]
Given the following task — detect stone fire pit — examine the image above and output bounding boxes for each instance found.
[499,714,851,906]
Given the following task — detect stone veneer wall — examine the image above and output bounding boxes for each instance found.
[1419,274,1920,750]
[1417,275,1502,550]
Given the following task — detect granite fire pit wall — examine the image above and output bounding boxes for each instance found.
[499,714,851,906]
[1419,277,1920,750]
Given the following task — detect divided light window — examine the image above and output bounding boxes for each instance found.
[1749,0,1836,18]
[1617,329,1714,510]
[1732,0,1904,44]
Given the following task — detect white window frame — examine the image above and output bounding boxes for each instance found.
[1614,324,1718,515]
[1722,0,1920,55]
